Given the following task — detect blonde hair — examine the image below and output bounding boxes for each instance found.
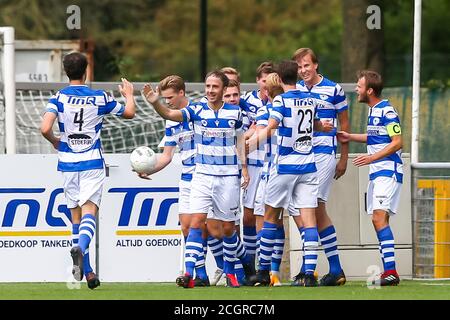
[158,75,185,92]
[220,67,240,82]
[265,73,283,99]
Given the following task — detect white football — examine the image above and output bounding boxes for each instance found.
[130,146,157,174]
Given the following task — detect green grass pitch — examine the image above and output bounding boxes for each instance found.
[0,280,449,300]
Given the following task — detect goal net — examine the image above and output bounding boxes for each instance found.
[1,82,357,155]
[0,82,213,154]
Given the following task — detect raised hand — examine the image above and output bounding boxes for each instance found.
[142,83,160,104]
[118,78,134,98]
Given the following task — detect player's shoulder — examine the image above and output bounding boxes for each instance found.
[49,90,62,100]
[60,85,104,95]
[319,76,338,87]
[242,90,253,100]
[60,86,111,103]
[318,76,348,99]
[296,80,307,90]
[187,101,206,113]
[242,89,260,102]
[280,89,306,99]
[165,119,182,128]
[317,76,343,90]
[223,102,241,110]
[239,97,248,110]
[379,100,399,116]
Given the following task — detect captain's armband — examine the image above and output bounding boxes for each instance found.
[387,122,402,136]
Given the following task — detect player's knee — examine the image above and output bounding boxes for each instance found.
[243,210,256,226]
[222,223,235,237]
[181,225,190,238]
[207,226,223,239]
[371,211,388,230]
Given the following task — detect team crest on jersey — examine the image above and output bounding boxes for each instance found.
[228,120,236,127]
[201,120,208,127]
[249,106,256,113]
[188,122,194,130]
[319,94,329,101]
[372,117,380,125]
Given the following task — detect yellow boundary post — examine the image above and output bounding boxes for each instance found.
[417,179,450,278]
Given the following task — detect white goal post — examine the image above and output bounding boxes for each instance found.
[0,27,15,154]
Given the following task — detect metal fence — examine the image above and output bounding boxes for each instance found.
[412,175,450,279]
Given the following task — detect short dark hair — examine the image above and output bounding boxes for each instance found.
[256,61,275,78]
[357,70,383,97]
[276,60,298,85]
[205,70,229,88]
[63,52,88,80]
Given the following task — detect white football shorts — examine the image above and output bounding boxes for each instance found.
[63,168,105,209]
[242,165,263,209]
[265,166,319,210]
[253,175,268,217]
[367,176,402,215]
[315,153,337,202]
[178,179,192,214]
[190,173,241,222]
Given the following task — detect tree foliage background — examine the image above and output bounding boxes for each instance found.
[0,0,448,86]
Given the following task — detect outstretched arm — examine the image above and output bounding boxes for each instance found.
[353,135,402,167]
[246,118,278,155]
[143,83,184,122]
[337,131,367,143]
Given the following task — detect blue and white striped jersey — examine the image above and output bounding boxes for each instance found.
[181,102,244,176]
[200,96,250,131]
[297,76,348,155]
[45,85,124,172]
[367,100,403,183]
[164,111,196,181]
[243,90,268,167]
[269,90,319,175]
[255,104,277,178]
